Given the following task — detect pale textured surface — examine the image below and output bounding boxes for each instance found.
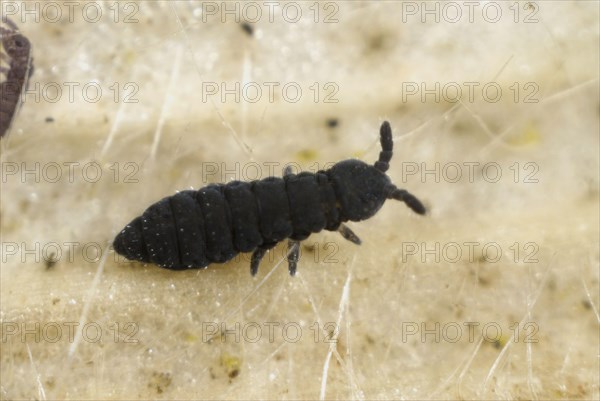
[1,1,599,400]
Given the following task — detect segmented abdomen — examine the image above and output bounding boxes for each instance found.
[113,171,342,270]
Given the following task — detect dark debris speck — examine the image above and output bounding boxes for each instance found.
[241,22,254,37]
[326,118,339,128]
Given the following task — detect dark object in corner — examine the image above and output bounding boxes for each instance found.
[0,17,34,138]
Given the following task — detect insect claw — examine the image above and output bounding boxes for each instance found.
[250,248,267,276]
[338,224,362,245]
[287,240,300,276]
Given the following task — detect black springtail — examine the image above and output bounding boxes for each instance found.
[114,121,426,276]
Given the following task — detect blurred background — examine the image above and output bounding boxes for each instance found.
[1,1,598,399]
